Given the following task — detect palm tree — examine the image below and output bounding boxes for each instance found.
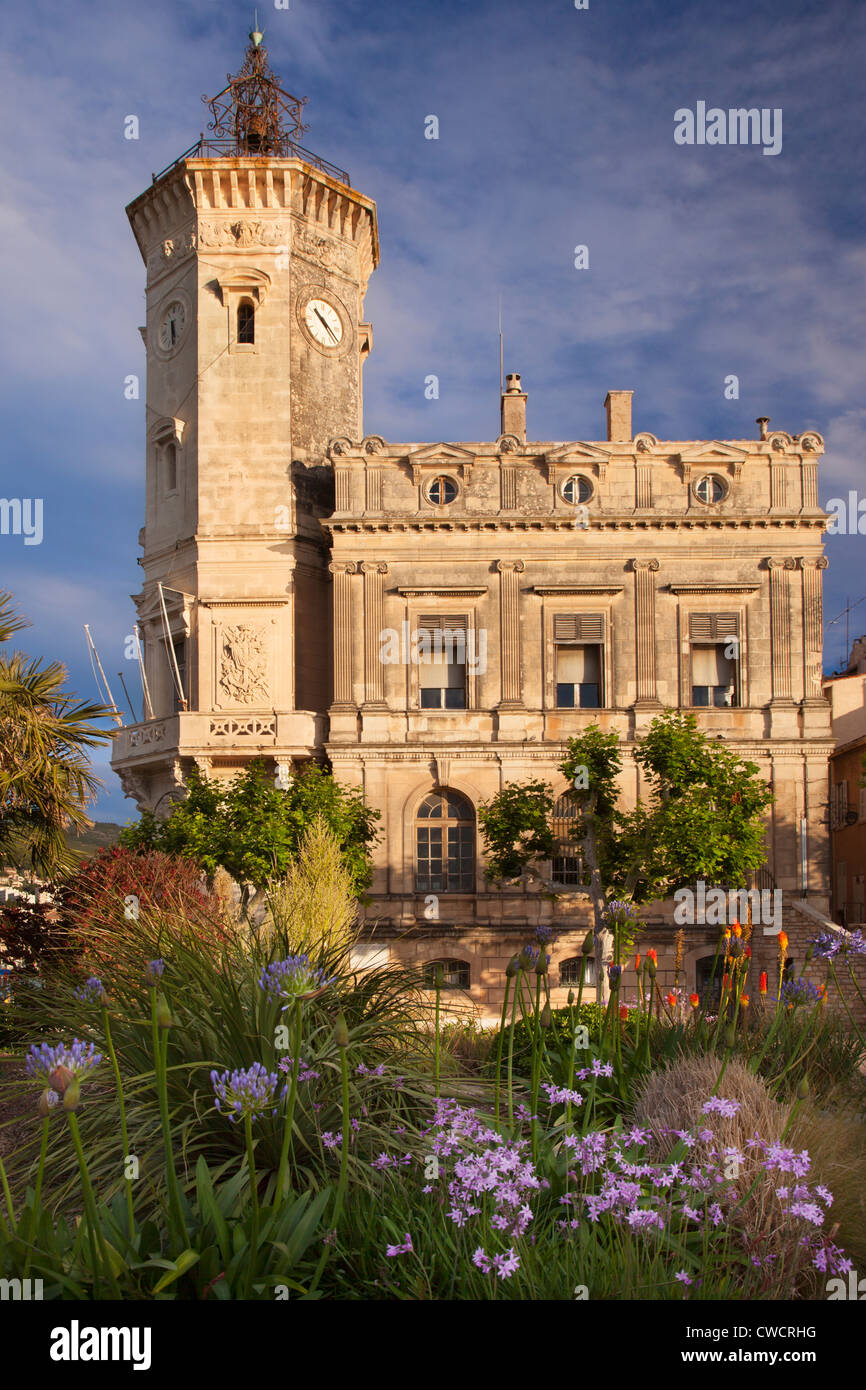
[0,591,115,876]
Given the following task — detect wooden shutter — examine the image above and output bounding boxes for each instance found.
[553,613,604,643]
[689,613,738,642]
[417,614,468,638]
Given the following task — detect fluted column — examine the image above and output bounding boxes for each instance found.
[799,556,829,700]
[631,559,660,706]
[766,557,796,701]
[362,561,389,706]
[496,559,525,707]
[329,561,357,707]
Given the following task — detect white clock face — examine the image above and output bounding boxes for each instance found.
[304,298,343,346]
[158,300,186,351]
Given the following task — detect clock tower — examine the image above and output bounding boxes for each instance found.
[112,26,379,810]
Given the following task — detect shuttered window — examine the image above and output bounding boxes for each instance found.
[418,614,469,637]
[689,613,738,642]
[553,613,604,643]
[417,616,468,710]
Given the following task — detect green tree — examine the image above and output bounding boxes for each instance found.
[120,759,380,905]
[477,779,556,881]
[0,592,113,875]
[559,712,774,997]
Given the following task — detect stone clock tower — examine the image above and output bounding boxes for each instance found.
[112,26,378,810]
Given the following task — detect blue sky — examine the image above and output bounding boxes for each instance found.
[1,0,864,822]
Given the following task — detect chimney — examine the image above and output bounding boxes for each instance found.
[501,373,527,443]
[604,390,633,442]
[756,417,770,440]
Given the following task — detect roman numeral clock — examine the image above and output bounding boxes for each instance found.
[112,25,379,813]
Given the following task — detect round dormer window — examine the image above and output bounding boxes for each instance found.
[427,475,458,506]
[694,474,727,505]
[562,475,593,505]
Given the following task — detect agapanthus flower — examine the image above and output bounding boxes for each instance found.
[210,1062,286,1123]
[258,954,334,1004]
[145,959,165,982]
[25,1039,103,1089]
[780,977,824,1008]
[809,927,866,960]
[73,976,107,1006]
[533,924,555,945]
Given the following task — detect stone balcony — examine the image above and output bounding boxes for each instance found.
[111,709,327,771]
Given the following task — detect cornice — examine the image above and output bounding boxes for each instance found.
[395,586,489,598]
[323,515,828,535]
[667,583,760,595]
[532,585,625,596]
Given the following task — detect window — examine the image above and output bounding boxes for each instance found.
[237,300,255,345]
[689,613,738,707]
[163,442,177,494]
[832,781,850,830]
[554,614,603,708]
[562,475,592,505]
[415,790,475,892]
[417,615,468,710]
[423,958,470,989]
[426,475,457,506]
[695,955,725,1011]
[550,792,585,886]
[694,474,726,504]
[859,787,866,823]
[560,956,597,988]
[170,637,186,713]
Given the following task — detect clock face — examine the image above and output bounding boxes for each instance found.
[158,300,186,351]
[304,298,343,347]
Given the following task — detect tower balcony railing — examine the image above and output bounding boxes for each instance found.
[111,709,327,765]
[152,137,350,187]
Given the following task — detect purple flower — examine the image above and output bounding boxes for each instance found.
[492,1248,520,1279]
[780,977,824,1008]
[702,1097,740,1118]
[210,1062,286,1123]
[25,1039,103,1087]
[675,1270,693,1286]
[73,976,107,1005]
[385,1233,413,1257]
[145,959,165,982]
[258,954,334,1003]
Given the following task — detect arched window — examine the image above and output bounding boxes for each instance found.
[423,958,470,989]
[415,790,475,892]
[559,956,596,988]
[551,792,585,886]
[237,300,255,345]
[163,442,177,493]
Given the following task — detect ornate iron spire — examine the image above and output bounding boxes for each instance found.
[203,20,310,156]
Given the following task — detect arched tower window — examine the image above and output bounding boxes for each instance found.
[415,790,475,893]
[237,299,255,345]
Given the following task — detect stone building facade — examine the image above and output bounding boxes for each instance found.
[825,640,866,927]
[111,35,836,1022]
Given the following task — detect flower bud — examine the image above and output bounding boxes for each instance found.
[155,994,174,1029]
[646,949,657,978]
[724,1024,736,1049]
[759,971,768,995]
[797,1076,810,1100]
[581,930,594,956]
[62,1077,81,1112]
[535,950,549,975]
[333,1013,350,1048]
[49,1065,74,1095]
[505,955,519,978]
[566,989,575,1006]
[778,931,788,954]
[540,1003,552,1028]
[38,1088,61,1117]
[518,946,534,972]
[689,993,700,1009]
[740,994,750,1009]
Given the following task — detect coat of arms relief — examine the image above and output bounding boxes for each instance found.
[218,624,270,705]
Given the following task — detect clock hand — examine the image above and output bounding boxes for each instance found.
[314,308,339,343]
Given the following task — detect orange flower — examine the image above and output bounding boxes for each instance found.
[778,931,788,954]
[619,1003,629,1021]
[647,949,657,964]
[689,993,700,1008]
[733,922,742,938]
[722,973,730,991]
[745,944,752,959]
[666,991,677,1008]
[740,994,750,1008]
[634,954,641,971]
[759,971,768,995]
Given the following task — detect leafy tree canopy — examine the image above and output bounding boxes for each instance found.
[119,759,380,895]
[477,779,555,881]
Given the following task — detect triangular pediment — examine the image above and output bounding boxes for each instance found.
[679,442,751,465]
[545,442,612,464]
[406,442,477,463]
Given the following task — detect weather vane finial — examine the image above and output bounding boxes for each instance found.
[250,10,263,47]
[202,23,309,155]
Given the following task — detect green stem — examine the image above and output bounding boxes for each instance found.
[506,968,523,1129]
[67,1111,121,1298]
[243,1113,259,1299]
[275,1001,303,1202]
[493,975,512,1124]
[434,969,441,1099]
[333,1044,351,1230]
[151,988,185,1252]
[102,1006,135,1240]
[22,1117,50,1279]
